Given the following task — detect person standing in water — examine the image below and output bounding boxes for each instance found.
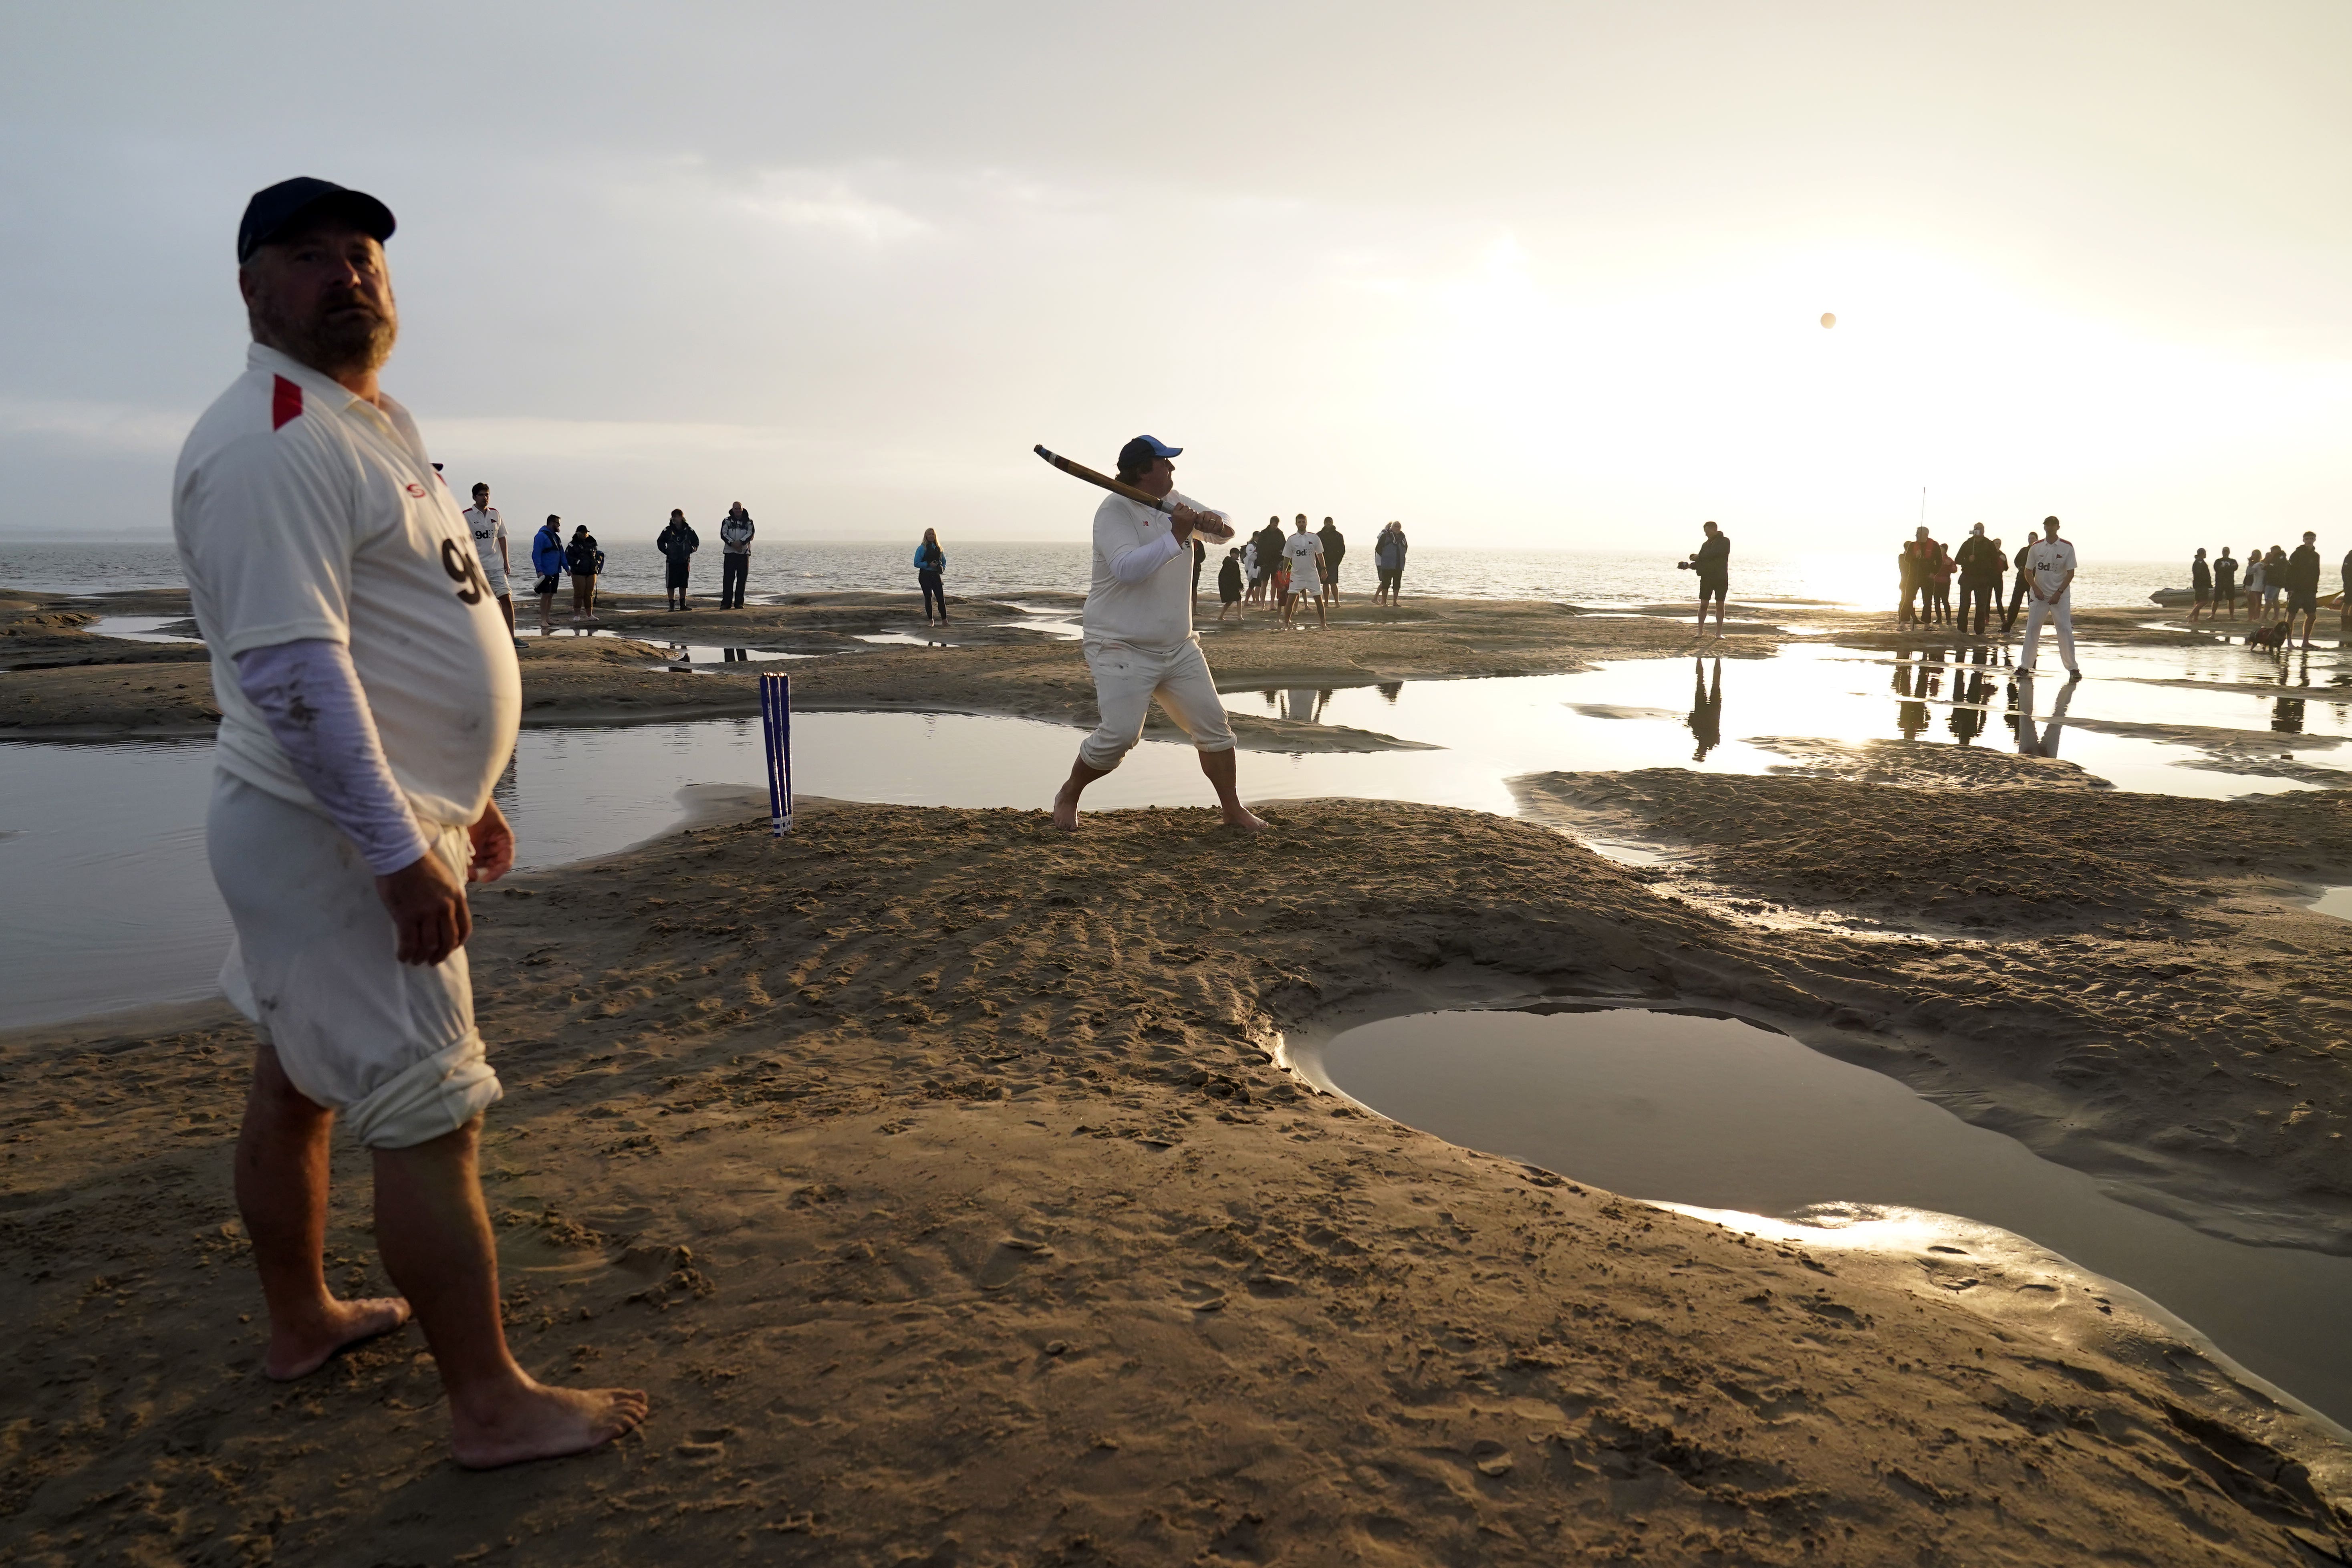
[1052,435,1262,834]
[2019,515,2080,678]
[915,528,948,626]
[529,514,566,635]
[717,502,755,610]
[2286,531,2323,649]
[2187,548,2212,627]
[1681,520,1729,634]
[175,175,646,1468]
[656,509,699,611]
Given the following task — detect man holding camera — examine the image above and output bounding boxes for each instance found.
[1682,520,1729,634]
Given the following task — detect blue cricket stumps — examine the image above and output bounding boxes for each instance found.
[760,672,793,835]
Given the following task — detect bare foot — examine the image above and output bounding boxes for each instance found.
[452,1377,651,1469]
[1052,786,1081,832]
[266,1296,412,1380]
[1221,806,1268,834]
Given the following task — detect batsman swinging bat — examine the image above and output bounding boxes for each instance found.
[1033,445,1235,541]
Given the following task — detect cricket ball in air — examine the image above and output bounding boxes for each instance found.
[1820,312,1836,329]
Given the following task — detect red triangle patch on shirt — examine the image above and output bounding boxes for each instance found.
[271,375,303,431]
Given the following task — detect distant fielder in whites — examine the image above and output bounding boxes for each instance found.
[173,177,648,1467]
[2019,514,2081,679]
[1053,435,1266,833]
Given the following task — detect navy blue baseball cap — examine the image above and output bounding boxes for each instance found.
[236,177,396,264]
[1117,433,1182,472]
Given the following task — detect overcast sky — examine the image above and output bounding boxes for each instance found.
[5,0,2349,552]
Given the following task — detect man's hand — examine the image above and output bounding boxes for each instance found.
[468,800,515,883]
[377,849,471,966]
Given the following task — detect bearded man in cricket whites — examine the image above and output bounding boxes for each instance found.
[173,177,647,1466]
[1052,435,1266,833]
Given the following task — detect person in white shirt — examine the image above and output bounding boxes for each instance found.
[2019,515,2081,678]
[176,177,646,1468]
[1051,435,1266,834]
[1280,514,1327,630]
[461,482,514,639]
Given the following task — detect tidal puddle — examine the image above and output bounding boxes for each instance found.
[1308,1004,2352,1426]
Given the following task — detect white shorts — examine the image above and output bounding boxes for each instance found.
[1078,636,1237,771]
[207,773,501,1148]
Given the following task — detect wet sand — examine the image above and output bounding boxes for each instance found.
[0,585,2218,744]
[5,796,2348,1564]
[6,580,2352,1561]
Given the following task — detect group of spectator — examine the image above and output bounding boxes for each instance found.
[2185,536,2338,649]
[491,500,758,634]
[1210,516,1410,627]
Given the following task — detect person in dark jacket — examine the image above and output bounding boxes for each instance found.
[1316,517,1346,605]
[2001,535,2034,635]
[1955,523,2004,635]
[1680,520,1730,633]
[2213,547,2239,620]
[2286,531,2323,649]
[2187,548,2213,627]
[565,524,603,623]
[1216,547,1244,621]
[656,509,699,611]
[915,528,948,625]
[530,514,568,634]
[717,502,755,609]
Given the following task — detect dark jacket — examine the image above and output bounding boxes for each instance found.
[1217,558,1243,599]
[2192,556,2211,591]
[1692,533,1729,581]
[2214,554,2238,589]
[1955,534,2002,582]
[657,521,700,561]
[2288,543,2322,594]
[1318,524,1345,567]
[566,533,602,575]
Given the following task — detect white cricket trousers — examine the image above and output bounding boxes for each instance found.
[208,773,502,1148]
[2021,590,2077,674]
[1078,636,1236,771]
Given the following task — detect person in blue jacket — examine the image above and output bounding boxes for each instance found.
[915,528,948,626]
[529,514,567,634]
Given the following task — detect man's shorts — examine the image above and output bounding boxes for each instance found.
[1322,562,1339,584]
[665,561,690,589]
[1697,576,1728,599]
[1078,636,1236,771]
[2290,587,2319,614]
[207,773,500,1148]
[2193,589,2211,605]
[534,572,562,595]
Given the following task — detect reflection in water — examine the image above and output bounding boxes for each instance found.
[1893,651,1931,740]
[1949,645,1994,745]
[1376,681,1403,704]
[1687,658,1722,761]
[2012,671,2079,758]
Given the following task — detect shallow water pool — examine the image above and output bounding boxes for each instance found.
[1311,1004,2352,1427]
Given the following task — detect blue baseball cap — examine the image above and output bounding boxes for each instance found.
[237,177,396,264]
[1117,433,1182,472]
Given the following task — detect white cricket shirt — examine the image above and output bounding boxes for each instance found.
[173,343,524,830]
[462,503,509,593]
[1282,530,1324,584]
[1084,490,1226,649]
[2025,537,2077,597]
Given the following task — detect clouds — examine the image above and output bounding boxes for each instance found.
[3,0,2350,551]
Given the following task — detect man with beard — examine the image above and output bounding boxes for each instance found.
[173,178,648,1467]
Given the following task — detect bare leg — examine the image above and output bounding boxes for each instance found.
[538,593,554,635]
[1197,747,1266,832]
[1052,754,1111,832]
[236,1042,411,1380]
[496,596,515,637]
[374,1118,648,1468]
[1313,591,1327,630]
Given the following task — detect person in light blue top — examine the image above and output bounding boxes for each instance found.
[915,528,948,625]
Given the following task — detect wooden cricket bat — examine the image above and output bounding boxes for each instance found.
[1034,445,1235,541]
